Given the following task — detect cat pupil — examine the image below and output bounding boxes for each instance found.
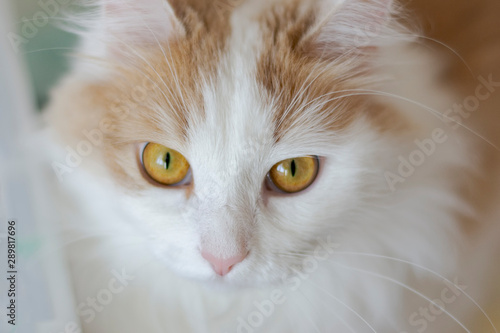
[291,160,296,177]
[165,152,171,170]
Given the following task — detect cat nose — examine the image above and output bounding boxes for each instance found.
[201,251,248,276]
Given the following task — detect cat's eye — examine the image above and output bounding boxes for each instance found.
[267,156,319,193]
[142,143,191,186]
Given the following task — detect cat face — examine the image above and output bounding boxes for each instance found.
[56,0,407,287]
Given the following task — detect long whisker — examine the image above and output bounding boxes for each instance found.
[296,89,500,151]
[394,33,474,78]
[68,43,183,119]
[12,16,76,26]
[280,249,497,333]
[276,31,419,133]
[331,261,471,332]
[21,47,76,55]
[35,232,144,261]
[293,294,323,333]
[276,48,363,132]
[111,35,180,101]
[276,42,366,130]
[298,289,356,333]
[278,253,315,259]
[106,35,190,124]
[278,61,329,130]
[335,251,498,333]
[304,278,378,333]
[123,1,189,111]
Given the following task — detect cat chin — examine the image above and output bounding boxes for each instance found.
[197,277,269,291]
[156,266,263,289]
[189,274,288,291]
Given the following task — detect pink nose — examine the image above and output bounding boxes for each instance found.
[201,251,248,276]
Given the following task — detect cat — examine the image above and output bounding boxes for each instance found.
[44,0,500,332]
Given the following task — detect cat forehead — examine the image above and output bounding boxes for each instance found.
[102,0,365,150]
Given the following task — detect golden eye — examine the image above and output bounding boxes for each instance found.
[142,143,190,186]
[268,156,319,193]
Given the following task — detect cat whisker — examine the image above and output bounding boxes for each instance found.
[304,278,379,333]
[12,16,75,26]
[324,27,474,79]
[21,8,187,114]
[38,230,142,255]
[108,34,186,117]
[66,2,188,115]
[292,292,324,333]
[278,252,316,259]
[280,248,497,333]
[21,47,76,55]
[298,288,357,333]
[278,60,332,128]
[281,303,301,332]
[275,49,363,132]
[123,1,189,112]
[333,251,499,333]
[331,261,472,332]
[398,33,474,77]
[296,88,500,151]
[70,44,186,125]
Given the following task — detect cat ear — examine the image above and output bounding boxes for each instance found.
[100,0,184,52]
[301,0,395,60]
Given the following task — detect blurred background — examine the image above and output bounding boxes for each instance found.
[10,0,78,109]
[1,2,79,332]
